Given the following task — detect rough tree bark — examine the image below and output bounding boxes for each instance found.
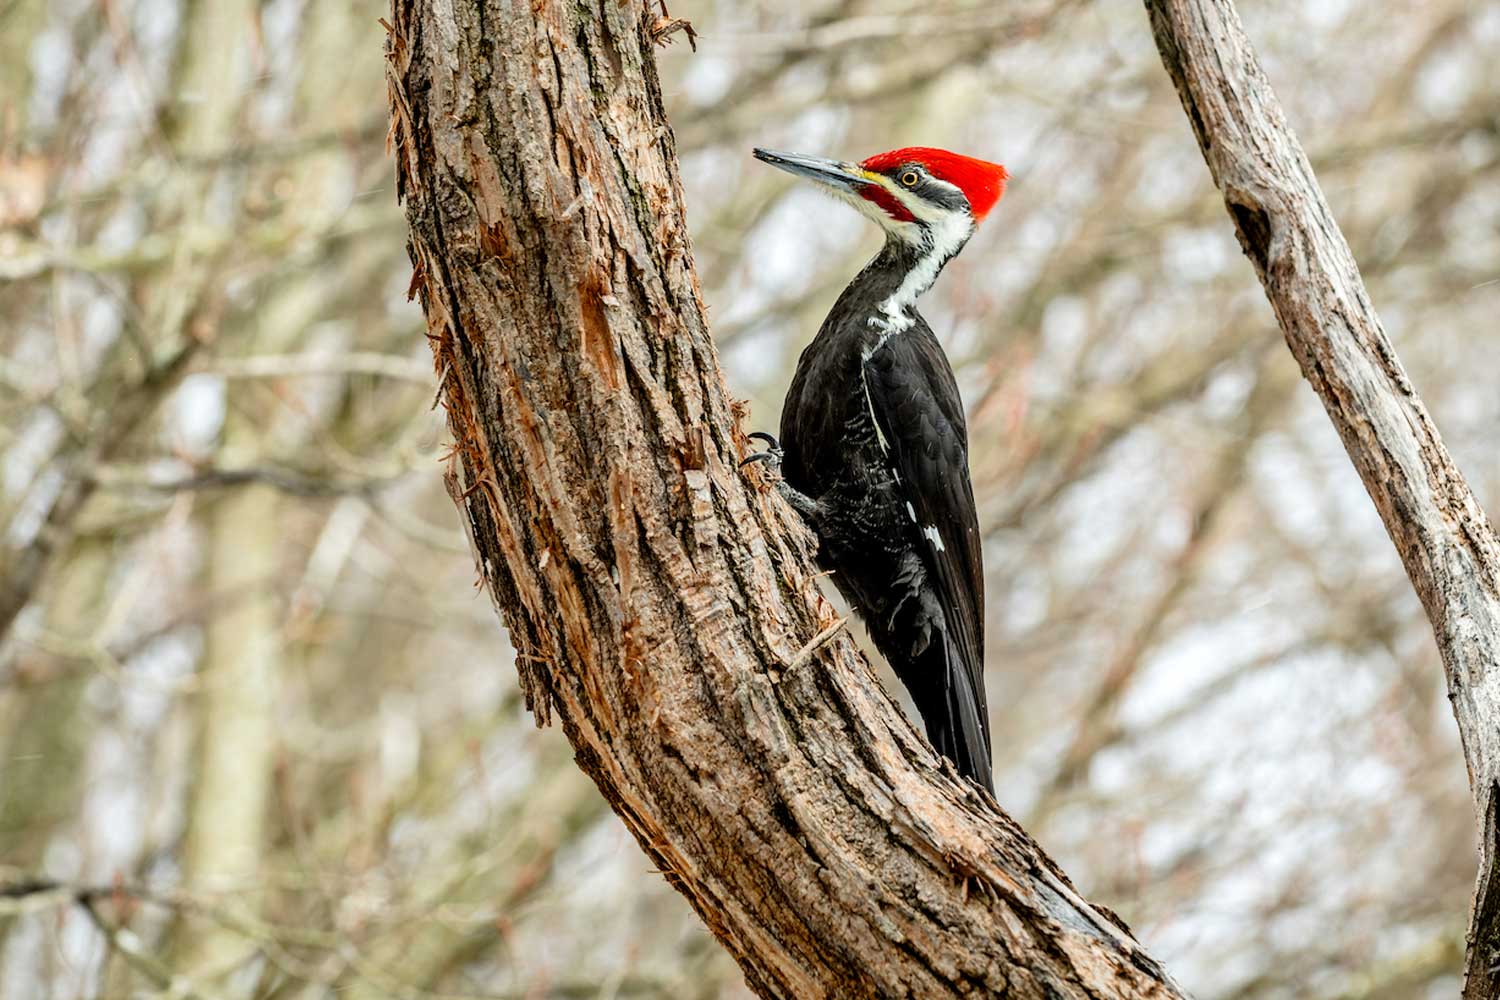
[1144,1,1500,995]
[384,1,1189,996]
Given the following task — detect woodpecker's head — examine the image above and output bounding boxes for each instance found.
[752,146,1008,254]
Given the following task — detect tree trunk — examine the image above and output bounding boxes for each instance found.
[384,1,1189,996]
[1142,1,1500,994]
[173,0,280,980]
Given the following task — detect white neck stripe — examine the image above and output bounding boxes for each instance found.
[872,212,973,334]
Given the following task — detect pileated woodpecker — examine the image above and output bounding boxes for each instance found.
[743,146,1007,793]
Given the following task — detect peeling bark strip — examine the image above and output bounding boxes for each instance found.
[384,0,1189,996]
[1143,1,1500,994]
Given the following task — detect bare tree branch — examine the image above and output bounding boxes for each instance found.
[87,463,404,498]
[205,351,431,384]
[1143,0,1500,993]
[0,338,199,641]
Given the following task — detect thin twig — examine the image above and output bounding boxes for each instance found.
[788,617,849,669]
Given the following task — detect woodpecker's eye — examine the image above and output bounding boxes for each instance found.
[899,170,920,188]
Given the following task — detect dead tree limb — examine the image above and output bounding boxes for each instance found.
[384,0,1190,996]
[1143,1,1500,993]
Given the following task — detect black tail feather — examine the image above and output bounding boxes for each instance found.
[905,629,993,794]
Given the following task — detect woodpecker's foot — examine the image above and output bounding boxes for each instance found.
[741,433,818,520]
[740,431,783,473]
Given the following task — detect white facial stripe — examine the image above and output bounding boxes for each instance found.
[834,170,970,234]
[887,183,926,217]
[889,175,964,224]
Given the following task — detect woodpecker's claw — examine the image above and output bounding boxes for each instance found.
[741,432,819,521]
[740,432,783,471]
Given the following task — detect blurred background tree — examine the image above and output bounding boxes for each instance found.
[1,0,1497,997]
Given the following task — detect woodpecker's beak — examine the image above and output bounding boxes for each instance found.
[753,148,871,192]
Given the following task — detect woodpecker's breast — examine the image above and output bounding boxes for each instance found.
[779,330,889,496]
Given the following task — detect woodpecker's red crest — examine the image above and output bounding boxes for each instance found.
[860,147,1009,220]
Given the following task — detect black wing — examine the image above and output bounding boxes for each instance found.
[862,323,990,759]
